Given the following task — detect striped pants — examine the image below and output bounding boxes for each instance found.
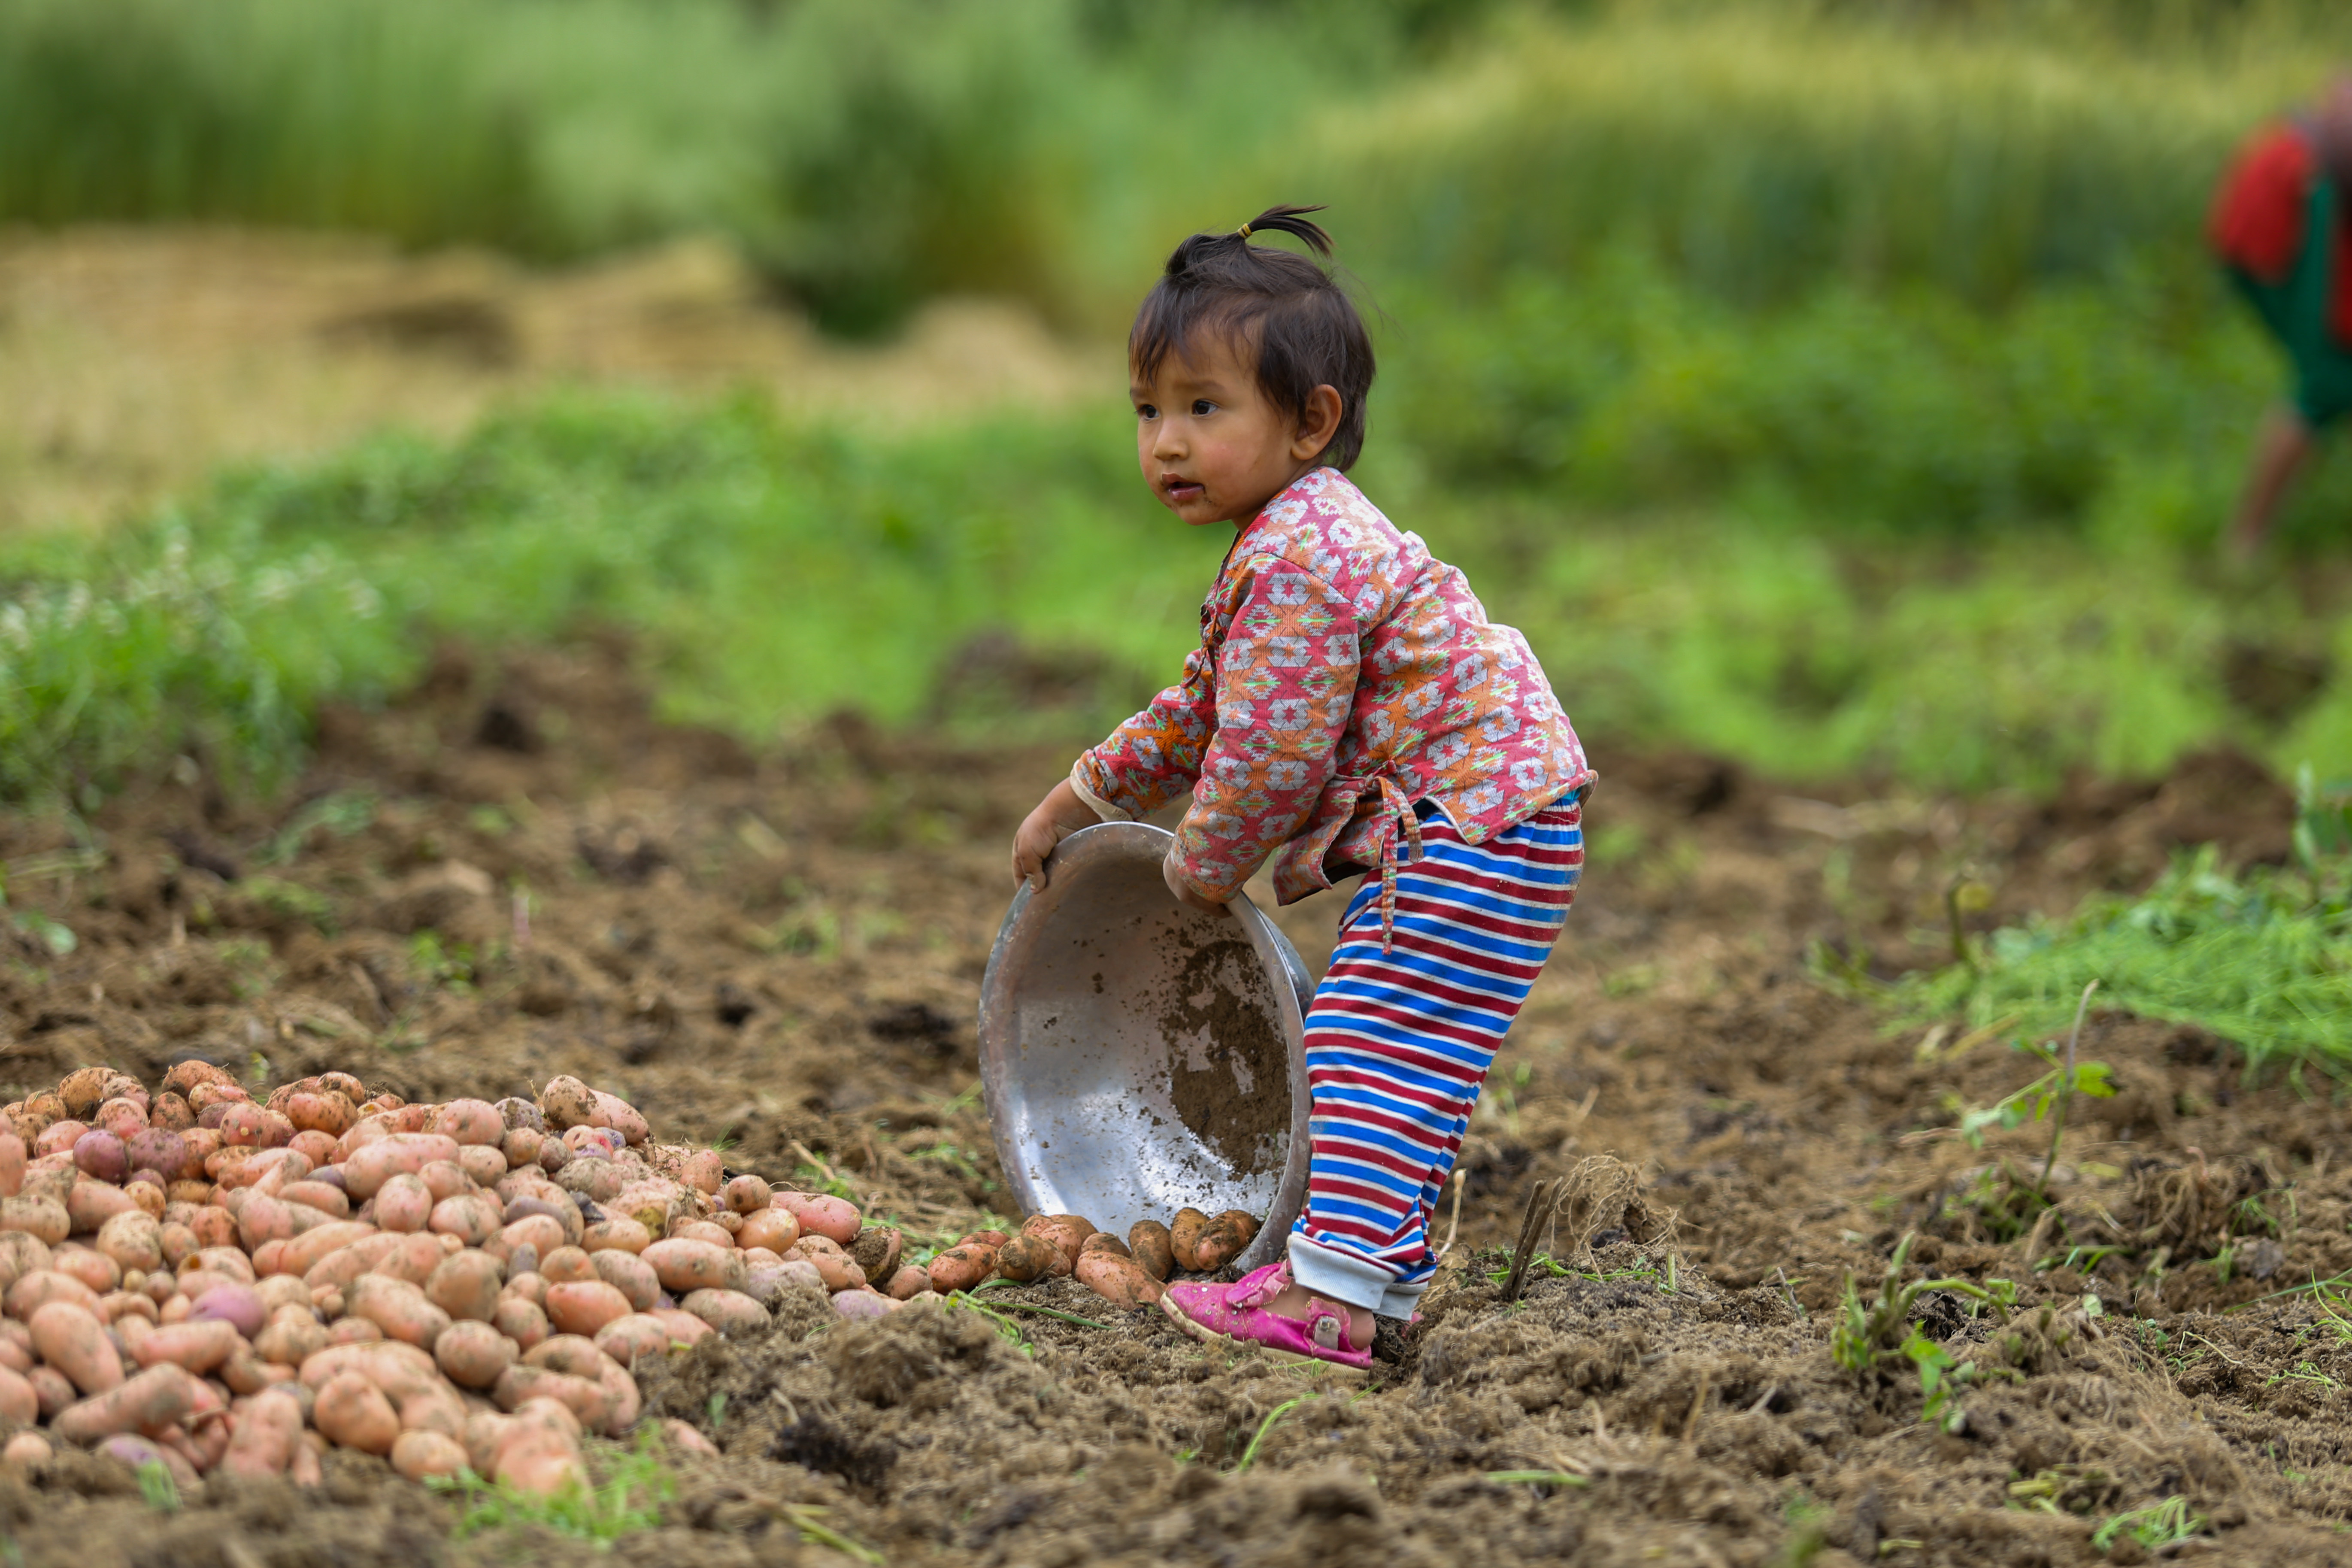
[1286,797,1584,1317]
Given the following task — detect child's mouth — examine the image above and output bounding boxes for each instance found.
[1162,477,1204,504]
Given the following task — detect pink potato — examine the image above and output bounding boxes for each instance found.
[647,1307,712,1346]
[779,1192,862,1247]
[96,1210,163,1275]
[0,1365,34,1424]
[373,1174,433,1234]
[393,1428,469,1482]
[188,1283,266,1338]
[886,1265,932,1301]
[236,1192,295,1253]
[49,1248,118,1295]
[641,1238,732,1295]
[53,1362,194,1444]
[1074,1249,1164,1309]
[67,1181,136,1235]
[313,1370,399,1454]
[0,1135,23,1198]
[492,1296,550,1354]
[500,1128,546,1171]
[341,1134,462,1200]
[0,1431,47,1466]
[277,1181,349,1219]
[278,1222,379,1280]
[677,1151,725,1195]
[722,1174,772,1214]
[495,1214,567,1262]
[680,1288,768,1336]
[926,1244,997,1295]
[581,1217,652,1255]
[589,1092,648,1145]
[219,1387,304,1476]
[671,1219,734,1249]
[27,1365,73,1419]
[10,1269,100,1320]
[661,1417,718,1457]
[72,1130,127,1184]
[367,1232,450,1286]
[434,1319,515,1389]
[592,1313,673,1367]
[429,1193,502,1247]
[254,1305,329,1368]
[456,1144,507,1189]
[347,1275,451,1350]
[329,1317,382,1346]
[4,1196,74,1245]
[424,1249,503,1323]
[416,1161,470,1204]
[33,1121,88,1160]
[133,1318,239,1374]
[491,1396,586,1495]
[539,1245,597,1285]
[737,1209,799,1255]
[830,1290,896,1322]
[502,1271,548,1307]
[432,1099,504,1147]
[492,1365,611,1432]
[589,1249,659,1312]
[545,1281,633,1338]
[534,1077,600,1132]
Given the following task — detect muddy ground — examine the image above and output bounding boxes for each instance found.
[0,640,2346,1566]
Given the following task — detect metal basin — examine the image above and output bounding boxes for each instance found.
[978,822,1312,1273]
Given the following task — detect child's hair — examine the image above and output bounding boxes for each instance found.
[1130,204,1376,470]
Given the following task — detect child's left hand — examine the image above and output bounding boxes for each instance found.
[1163,852,1230,916]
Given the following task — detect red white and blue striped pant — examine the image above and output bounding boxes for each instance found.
[1286,797,1583,1317]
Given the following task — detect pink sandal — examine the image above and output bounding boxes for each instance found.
[1158,1262,1373,1371]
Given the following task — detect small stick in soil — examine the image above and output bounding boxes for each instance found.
[1440,1167,1464,1257]
[1504,1177,1569,1304]
[791,1139,844,1189]
[2035,978,2100,1199]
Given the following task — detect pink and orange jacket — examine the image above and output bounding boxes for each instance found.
[1071,467,1591,924]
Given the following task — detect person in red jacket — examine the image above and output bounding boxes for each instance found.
[2216,76,2352,558]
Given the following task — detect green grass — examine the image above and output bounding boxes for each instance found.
[1888,781,2352,1074]
[427,1430,675,1547]
[0,0,2342,331]
[2,340,2348,813]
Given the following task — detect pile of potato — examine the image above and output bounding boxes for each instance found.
[0,1063,927,1496]
[925,1205,1262,1308]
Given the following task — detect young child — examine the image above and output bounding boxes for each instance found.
[1010,205,1593,1369]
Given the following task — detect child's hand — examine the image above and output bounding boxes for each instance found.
[1163,852,1230,916]
[1012,779,1105,890]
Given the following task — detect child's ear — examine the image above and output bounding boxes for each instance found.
[1291,385,1343,461]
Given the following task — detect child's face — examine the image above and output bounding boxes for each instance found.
[1131,333,1335,527]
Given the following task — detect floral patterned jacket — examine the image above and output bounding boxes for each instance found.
[1070,467,1591,930]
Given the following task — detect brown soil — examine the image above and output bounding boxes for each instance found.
[0,641,2346,1565]
[1160,934,1291,1179]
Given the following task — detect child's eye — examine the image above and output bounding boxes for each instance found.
[1135,403,1158,420]
[1192,400,1216,416]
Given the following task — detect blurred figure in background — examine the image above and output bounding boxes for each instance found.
[2217,74,2352,560]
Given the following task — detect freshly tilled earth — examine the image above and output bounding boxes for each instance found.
[0,640,2345,1566]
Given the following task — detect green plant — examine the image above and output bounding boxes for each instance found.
[428,1428,675,1546]
[1234,1395,1312,1474]
[1832,1234,2018,1431]
[134,1459,179,1513]
[2091,1495,2207,1555]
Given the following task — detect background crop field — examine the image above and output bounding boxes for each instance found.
[6,0,2352,812]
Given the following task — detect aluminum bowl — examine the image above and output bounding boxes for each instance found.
[978,822,1312,1273]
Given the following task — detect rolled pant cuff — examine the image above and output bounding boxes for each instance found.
[1288,1235,1428,1318]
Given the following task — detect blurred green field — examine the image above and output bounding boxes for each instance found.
[3,0,2345,330]
[6,0,2352,811]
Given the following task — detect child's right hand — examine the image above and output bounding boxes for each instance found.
[1011,779,1105,890]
